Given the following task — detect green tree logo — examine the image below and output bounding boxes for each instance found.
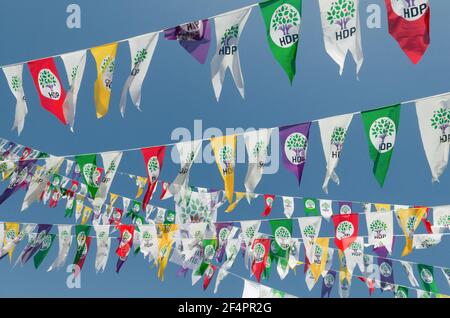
[133,49,148,66]
[406,216,417,232]
[38,69,61,100]
[324,273,335,287]
[219,145,234,169]
[380,262,392,277]
[437,214,450,227]
[82,163,97,186]
[370,219,388,238]
[430,107,450,135]
[270,4,300,35]
[147,156,160,181]
[336,221,354,239]
[274,226,291,250]
[420,237,437,249]
[420,268,433,284]
[313,244,323,264]
[245,226,256,240]
[395,289,408,298]
[326,0,356,30]
[70,65,79,81]
[285,133,307,164]
[40,234,52,251]
[253,243,266,263]
[369,117,396,153]
[330,127,347,151]
[101,56,115,74]
[77,232,86,250]
[6,229,16,241]
[252,141,267,166]
[221,25,239,46]
[349,241,362,255]
[340,204,351,214]
[10,75,21,92]
[303,225,316,238]
[219,228,229,243]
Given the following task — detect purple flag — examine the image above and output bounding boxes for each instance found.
[19,224,52,265]
[321,270,336,298]
[215,222,233,263]
[338,201,353,214]
[0,158,37,205]
[279,122,311,186]
[377,257,395,291]
[164,19,211,64]
[0,141,16,158]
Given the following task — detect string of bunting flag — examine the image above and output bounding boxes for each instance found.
[1,0,433,134]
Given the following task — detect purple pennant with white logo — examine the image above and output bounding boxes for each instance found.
[321,270,336,298]
[215,222,234,263]
[164,19,211,64]
[279,122,311,186]
[0,158,37,205]
[19,224,52,265]
[376,245,395,291]
[338,201,353,214]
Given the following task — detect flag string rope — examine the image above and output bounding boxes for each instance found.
[0,3,259,70]
[1,89,449,162]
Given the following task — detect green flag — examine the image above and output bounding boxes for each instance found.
[269,219,292,258]
[263,252,273,280]
[417,264,438,294]
[361,104,401,187]
[394,286,409,298]
[303,197,318,216]
[75,154,100,198]
[73,225,91,266]
[203,239,218,263]
[34,234,56,269]
[260,0,302,83]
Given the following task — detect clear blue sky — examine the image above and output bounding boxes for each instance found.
[0,0,448,297]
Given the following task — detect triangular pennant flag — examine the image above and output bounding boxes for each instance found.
[279,122,311,185]
[432,205,450,231]
[240,221,261,270]
[400,261,420,287]
[343,237,364,274]
[310,238,329,282]
[2,64,28,135]
[119,33,159,117]
[394,286,409,298]
[384,0,430,64]
[270,219,292,259]
[397,207,426,256]
[34,233,55,269]
[262,194,275,217]
[211,7,251,101]
[90,42,118,118]
[415,93,450,182]
[304,198,318,216]
[319,199,333,221]
[298,216,322,261]
[171,140,202,193]
[135,176,147,199]
[259,0,302,83]
[251,238,270,282]
[115,224,135,273]
[210,135,236,203]
[366,211,394,253]
[318,0,363,75]
[141,146,166,210]
[164,19,211,64]
[47,225,72,271]
[60,50,86,131]
[321,271,336,298]
[361,104,401,187]
[27,57,67,124]
[73,225,91,272]
[332,213,358,251]
[225,192,245,213]
[318,114,353,193]
[19,224,52,265]
[282,196,295,218]
[94,225,111,273]
[75,154,101,199]
[417,263,438,294]
[93,151,122,207]
[338,201,352,214]
[413,233,442,249]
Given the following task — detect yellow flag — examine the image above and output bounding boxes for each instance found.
[338,250,352,282]
[4,222,19,262]
[91,42,118,118]
[225,192,245,212]
[109,193,119,206]
[157,224,178,281]
[210,135,236,203]
[374,203,391,212]
[310,238,329,282]
[398,207,426,256]
[135,176,147,199]
[81,206,93,225]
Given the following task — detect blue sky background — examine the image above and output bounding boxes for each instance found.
[0,0,448,297]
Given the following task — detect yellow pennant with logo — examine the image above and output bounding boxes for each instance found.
[81,206,93,225]
[338,250,352,282]
[91,42,118,118]
[135,176,148,199]
[109,193,119,206]
[225,192,245,212]
[157,224,178,281]
[210,135,236,203]
[397,207,426,256]
[374,203,391,212]
[4,222,19,262]
[310,238,329,282]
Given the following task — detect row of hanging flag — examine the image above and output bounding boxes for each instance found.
[1,0,432,134]
[0,215,447,297]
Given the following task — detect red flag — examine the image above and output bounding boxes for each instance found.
[160,182,171,200]
[116,224,135,273]
[109,207,123,225]
[332,214,358,252]
[27,58,67,124]
[251,238,270,282]
[385,0,430,64]
[77,237,91,271]
[415,205,433,234]
[203,264,217,290]
[262,194,275,217]
[141,146,166,210]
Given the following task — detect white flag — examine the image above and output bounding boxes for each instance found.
[319,199,333,221]
[298,216,322,261]
[416,290,432,298]
[433,205,450,231]
[413,234,443,249]
[318,0,363,75]
[65,159,74,176]
[21,156,64,211]
[171,140,202,193]
[282,196,295,219]
[211,7,251,101]
[318,113,353,193]
[400,261,419,287]
[61,50,87,131]
[120,32,159,117]
[214,238,240,293]
[416,93,450,182]
[343,237,364,274]
[94,224,111,272]
[442,268,450,287]
[2,65,28,135]
[138,222,158,261]
[93,151,122,208]
[47,225,72,271]
[305,267,318,291]
[244,129,272,202]
[366,211,394,253]
[122,197,131,213]
[240,220,260,269]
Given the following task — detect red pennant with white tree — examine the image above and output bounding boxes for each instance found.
[115,224,135,273]
[262,194,275,217]
[332,213,358,251]
[251,238,270,282]
[384,0,430,64]
[27,57,67,124]
[141,146,166,210]
[203,264,217,290]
